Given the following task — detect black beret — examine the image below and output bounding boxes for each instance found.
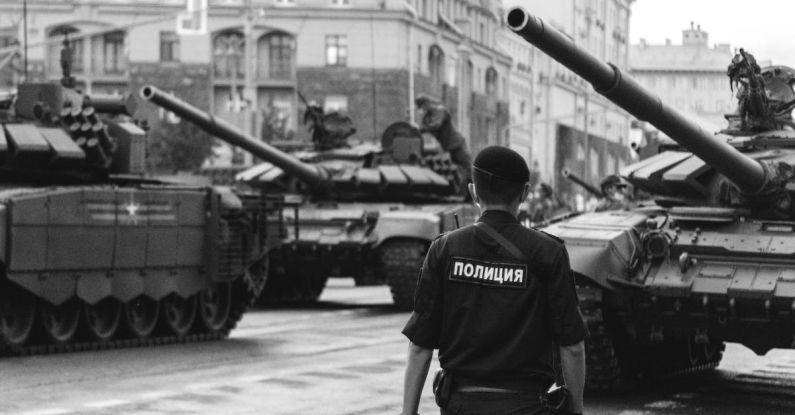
[472,146,530,183]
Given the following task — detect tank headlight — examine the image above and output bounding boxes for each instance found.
[645,232,670,259]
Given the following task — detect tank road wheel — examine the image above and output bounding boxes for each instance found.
[123,296,160,339]
[684,335,701,366]
[0,287,37,349]
[40,298,81,345]
[703,339,725,363]
[197,282,232,333]
[83,298,122,342]
[379,239,428,311]
[161,294,197,337]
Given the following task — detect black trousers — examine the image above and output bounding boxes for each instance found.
[441,391,549,415]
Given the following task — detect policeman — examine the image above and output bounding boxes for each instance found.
[400,146,587,415]
[415,96,473,186]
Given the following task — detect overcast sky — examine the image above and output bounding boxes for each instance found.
[630,0,795,65]
[504,0,795,65]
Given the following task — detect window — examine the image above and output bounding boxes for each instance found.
[261,33,294,79]
[330,0,351,6]
[486,117,495,144]
[213,31,245,78]
[485,67,498,98]
[590,148,600,179]
[103,31,126,74]
[160,31,180,62]
[326,35,347,66]
[428,44,445,94]
[416,44,422,71]
[324,95,348,112]
[479,22,485,43]
[695,99,703,111]
[275,0,295,5]
[0,32,15,48]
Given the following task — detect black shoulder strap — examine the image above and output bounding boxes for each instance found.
[473,222,528,262]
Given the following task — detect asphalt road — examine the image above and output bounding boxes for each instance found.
[2,279,795,414]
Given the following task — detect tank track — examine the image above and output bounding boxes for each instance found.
[578,284,724,390]
[0,267,264,357]
[380,239,427,311]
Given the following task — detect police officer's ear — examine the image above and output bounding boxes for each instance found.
[521,182,532,202]
[468,182,480,207]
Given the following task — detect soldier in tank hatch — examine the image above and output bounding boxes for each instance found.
[415,96,473,187]
[400,146,587,415]
[595,174,634,212]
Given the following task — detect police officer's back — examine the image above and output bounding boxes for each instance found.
[400,146,587,415]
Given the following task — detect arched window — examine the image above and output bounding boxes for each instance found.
[213,31,245,79]
[428,44,445,94]
[47,25,82,76]
[485,67,498,98]
[257,32,294,80]
[97,30,126,75]
[464,59,474,108]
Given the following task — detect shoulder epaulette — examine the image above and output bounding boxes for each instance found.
[432,231,450,242]
[537,229,565,245]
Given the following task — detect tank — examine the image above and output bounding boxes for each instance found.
[140,86,477,309]
[508,7,795,389]
[0,49,279,356]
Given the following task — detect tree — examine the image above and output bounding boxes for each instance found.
[146,118,218,173]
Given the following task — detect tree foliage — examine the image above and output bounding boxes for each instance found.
[146,119,217,173]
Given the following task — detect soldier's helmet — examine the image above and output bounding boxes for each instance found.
[600,174,631,199]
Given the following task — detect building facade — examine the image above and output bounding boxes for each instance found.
[502,0,634,208]
[629,23,734,133]
[0,0,510,166]
[497,29,534,172]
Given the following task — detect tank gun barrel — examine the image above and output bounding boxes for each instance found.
[506,8,766,194]
[562,168,602,197]
[139,85,328,188]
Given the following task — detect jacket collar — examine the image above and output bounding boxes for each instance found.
[477,209,520,225]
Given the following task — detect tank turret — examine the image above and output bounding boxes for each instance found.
[140,85,460,200]
[507,7,792,220]
[140,85,328,189]
[4,82,145,181]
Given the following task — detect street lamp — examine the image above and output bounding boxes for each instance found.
[403,1,418,124]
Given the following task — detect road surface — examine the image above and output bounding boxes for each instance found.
[2,279,795,414]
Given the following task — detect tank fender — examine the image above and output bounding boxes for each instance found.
[544,225,643,290]
[372,210,441,247]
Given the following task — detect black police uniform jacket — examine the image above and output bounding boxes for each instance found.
[402,210,588,389]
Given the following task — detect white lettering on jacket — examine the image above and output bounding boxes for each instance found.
[448,257,528,289]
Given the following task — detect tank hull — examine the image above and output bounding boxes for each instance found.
[0,183,281,355]
[257,201,479,308]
